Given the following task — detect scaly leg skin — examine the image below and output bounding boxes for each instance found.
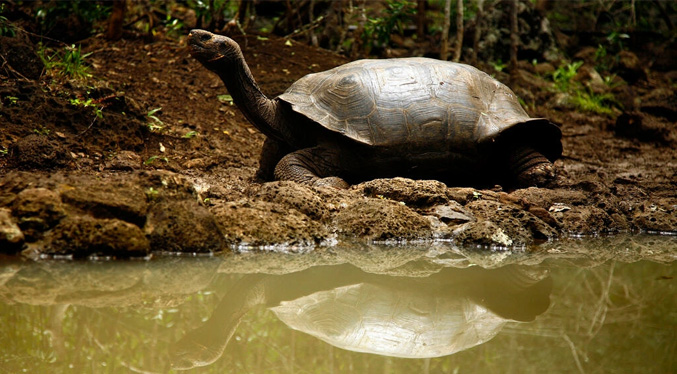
[508,146,556,187]
[274,147,349,189]
[256,138,292,182]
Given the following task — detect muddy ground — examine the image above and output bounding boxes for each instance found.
[0,31,675,258]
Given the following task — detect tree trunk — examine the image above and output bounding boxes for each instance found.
[309,0,318,46]
[351,0,367,58]
[440,0,452,60]
[208,0,215,31]
[472,0,484,64]
[509,0,519,76]
[453,0,464,62]
[416,0,427,37]
[106,0,126,41]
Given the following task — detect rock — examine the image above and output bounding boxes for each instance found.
[612,112,675,145]
[45,216,150,258]
[212,199,329,247]
[0,36,44,80]
[105,151,142,170]
[10,188,66,240]
[356,178,449,206]
[60,182,148,227]
[616,50,646,83]
[9,134,70,169]
[527,206,560,229]
[0,208,24,253]
[573,46,598,65]
[639,88,677,122]
[575,64,607,94]
[631,201,677,234]
[551,206,617,235]
[253,181,328,220]
[509,188,590,210]
[146,199,225,253]
[422,202,475,226]
[446,188,499,205]
[333,198,431,241]
[452,220,516,248]
[465,200,557,244]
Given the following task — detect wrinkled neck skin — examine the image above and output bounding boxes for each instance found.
[213,52,285,143]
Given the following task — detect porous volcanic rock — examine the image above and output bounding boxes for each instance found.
[60,182,148,227]
[253,181,329,220]
[0,208,24,253]
[45,216,149,258]
[356,178,449,206]
[145,199,225,253]
[10,188,66,240]
[212,199,330,248]
[333,197,432,241]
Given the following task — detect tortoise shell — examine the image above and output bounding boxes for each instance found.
[278,57,561,160]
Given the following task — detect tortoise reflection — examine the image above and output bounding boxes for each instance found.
[170,264,552,370]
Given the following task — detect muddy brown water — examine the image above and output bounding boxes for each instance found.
[1,235,675,373]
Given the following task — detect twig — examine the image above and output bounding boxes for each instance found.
[0,53,34,81]
[77,113,100,137]
[284,15,325,39]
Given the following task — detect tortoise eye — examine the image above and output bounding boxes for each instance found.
[198,33,211,42]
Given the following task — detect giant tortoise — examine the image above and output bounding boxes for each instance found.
[188,30,562,188]
[170,265,552,368]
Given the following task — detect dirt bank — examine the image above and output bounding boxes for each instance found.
[1,32,675,258]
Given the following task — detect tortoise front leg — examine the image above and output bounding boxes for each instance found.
[274,147,349,189]
[507,145,556,187]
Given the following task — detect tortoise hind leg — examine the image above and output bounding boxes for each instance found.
[274,146,349,189]
[506,145,556,187]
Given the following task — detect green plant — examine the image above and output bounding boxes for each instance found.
[491,59,507,73]
[164,15,184,39]
[39,44,93,79]
[146,108,164,131]
[362,0,416,50]
[58,45,92,78]
[594,32,630,73]
[3,96,18,106]
[570,89,616,115]
[550,61,617,115]
[185,0,238,30]
[217,94,233,105]
[145,187,159,200]
[33,126,51,136]
[0,148,8,156]
[69,97,103,119]
[552,61,583,92]
[182,131,199,139]
[0,4,15,37]
[36,1,111,34]
[144,156,168,166]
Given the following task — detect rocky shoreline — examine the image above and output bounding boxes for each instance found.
[1,166,674,258]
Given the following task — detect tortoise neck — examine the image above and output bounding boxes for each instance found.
[216,51,284,142]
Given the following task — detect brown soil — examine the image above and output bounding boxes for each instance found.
[0,31,675,258]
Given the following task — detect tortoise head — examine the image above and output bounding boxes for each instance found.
[188,29,286,143]
[188,29,242,72]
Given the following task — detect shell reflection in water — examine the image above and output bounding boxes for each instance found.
[170,264,552,369]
